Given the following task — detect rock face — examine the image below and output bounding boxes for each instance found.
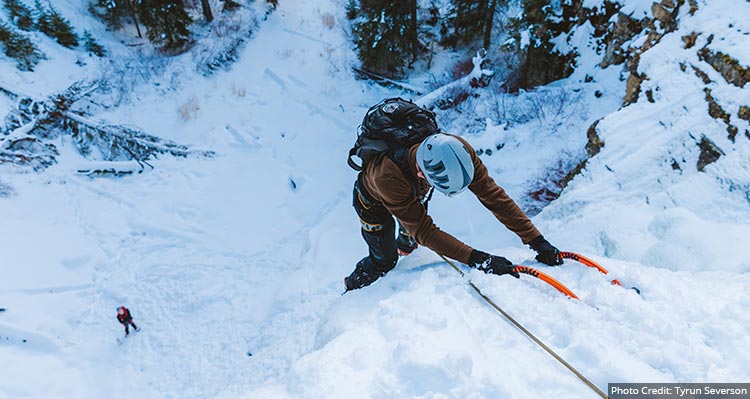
[698,46,750,88]
[682,31,699,49]
[617,0,686,106]
[739,106,750,122]
[704,88,742,142]
[651,0,682,32]
[704,89,731,123]
[515,0,687,92]
[540,0,750,209]
[600,12,645,69]
[697,136,724,172]
[585,120,605,157]
[560,119,605,190]
[623,72,647,106]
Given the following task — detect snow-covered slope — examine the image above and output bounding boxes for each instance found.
[539,0,750,275]
[1,0,749,398]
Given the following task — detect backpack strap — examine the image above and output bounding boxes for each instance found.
[348,147,363,171]
[357,148,431,207]
[388,147,421,199]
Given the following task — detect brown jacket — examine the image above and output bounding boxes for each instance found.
[361,135,541,264]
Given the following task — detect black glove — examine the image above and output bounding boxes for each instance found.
[396,230,418,256]
[529,235,563,266]
[468,250,520,278]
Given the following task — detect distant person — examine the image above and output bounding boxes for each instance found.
[116,306,139,335]
[345,98,563,291]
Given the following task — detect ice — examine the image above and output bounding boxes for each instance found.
[1,0,749,398]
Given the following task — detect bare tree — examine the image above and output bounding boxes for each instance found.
[483,0,498,49]
[124,0,143,38]
[409,0,418,62]
[201,0,213,22]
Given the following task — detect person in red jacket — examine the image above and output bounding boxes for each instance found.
[116,306,139,335]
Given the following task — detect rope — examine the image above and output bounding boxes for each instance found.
[438,254,608,399]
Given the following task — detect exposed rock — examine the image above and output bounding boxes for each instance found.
[585,119,605,157]
[618,0,688,106]
[698,48,750,87]
[561,160,587,190]
[692,65,712,84]
[704,88,739,141]
[624,72,647,106]
[651,0,683,33]
[727,126,739,142]
[697,135,724,172]
[600,12,645,68]
[738,105,750,121]
[645,89,655,103]
[704,89,730,123]
[682,32,699,49]
[687,0,699,15]
[560,119,605,190]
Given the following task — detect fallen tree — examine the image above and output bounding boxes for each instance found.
[416,50,494,110]
[1,80,213,173]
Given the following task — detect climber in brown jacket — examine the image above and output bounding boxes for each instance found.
[345,133,563,291]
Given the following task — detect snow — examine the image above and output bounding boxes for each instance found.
[614,0,653,18]
[2,0,750,398]
[687,0,750,68]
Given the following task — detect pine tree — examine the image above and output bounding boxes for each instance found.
[0,21,44,70]
[3,0,34,31]
[445,0,499,48]
[482,0,498,49]
[92,0,142,38]
[83,30,106,57]
[452,0,486,43]
[137,0,192,50]
[34,1,79,48]
[93,0,125,30]
[349,0,419,77]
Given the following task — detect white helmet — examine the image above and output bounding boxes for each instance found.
[416,134,474,197]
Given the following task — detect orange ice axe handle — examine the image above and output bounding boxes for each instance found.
[513,265,579,299]
[559,251,622,286]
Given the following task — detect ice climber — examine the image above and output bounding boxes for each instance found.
[345,100,563,291]
[116,306,139,335]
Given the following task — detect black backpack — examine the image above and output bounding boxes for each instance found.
[347,97,439,173]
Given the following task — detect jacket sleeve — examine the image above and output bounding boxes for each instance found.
[377,171,474,264]
[460,138,542,244]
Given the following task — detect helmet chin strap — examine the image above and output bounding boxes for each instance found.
[415,165,434,205]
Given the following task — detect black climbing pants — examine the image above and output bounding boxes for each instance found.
[353,179,399,275]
